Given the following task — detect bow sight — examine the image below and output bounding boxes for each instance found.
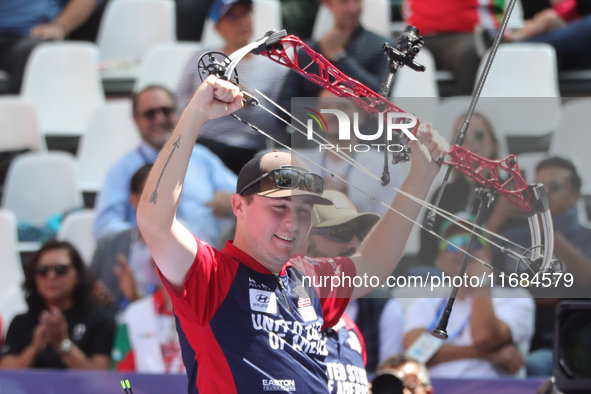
[378,25,426,100]
[376,26,426,183]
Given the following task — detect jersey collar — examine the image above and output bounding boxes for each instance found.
[222,240,293,275]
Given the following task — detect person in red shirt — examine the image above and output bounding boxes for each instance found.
[403,0,503,94]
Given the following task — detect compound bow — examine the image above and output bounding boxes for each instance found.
[196,1,560,339]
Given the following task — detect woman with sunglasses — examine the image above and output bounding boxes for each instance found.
[419,113,502,270]
[0,241,116,369]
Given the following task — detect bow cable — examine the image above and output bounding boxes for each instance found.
[231,79,547,275]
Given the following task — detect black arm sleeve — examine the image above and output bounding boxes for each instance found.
[1,314,33,356]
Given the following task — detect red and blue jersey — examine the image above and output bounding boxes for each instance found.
[325,314,369,394]
[163,239,356,393]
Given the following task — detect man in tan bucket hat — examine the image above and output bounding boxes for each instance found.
[302,189,380,258]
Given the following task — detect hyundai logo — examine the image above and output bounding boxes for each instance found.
[256,294,269,303]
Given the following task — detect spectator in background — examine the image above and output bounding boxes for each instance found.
[299,190,405,377]
[175,0,217,41]
[419,113,501,270]
[298,190,373,393]
[508,0,591,70]
[490,157,591,376]
[373,354,433,394]
[176,0,289,174]
[92,165,160,315]
[94,85,237,246]
[0,314,4,348]
[279,0,391,111]
[491,157,591,285]
[0,0,101,94]
[403,0,503,94]
[281,0,320,40]
[0,241,115,369]
[111,284,184,374]
[508,0,583,41]
[404,217,535,378]
[298,90,404,216]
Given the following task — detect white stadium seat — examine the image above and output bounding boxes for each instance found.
[0,97,46,152]
[2,152,83,227]
[77,99,141,193]
[20,42,105,137]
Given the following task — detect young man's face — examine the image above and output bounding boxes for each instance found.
[536,166,580,216]
[239,195,314,270]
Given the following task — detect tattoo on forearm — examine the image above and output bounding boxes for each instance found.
[149,135,181,205]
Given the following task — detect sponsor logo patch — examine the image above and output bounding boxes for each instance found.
[249,289,277,314]
[262,379,296,391]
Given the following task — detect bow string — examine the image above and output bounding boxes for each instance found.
[196,22,558,279]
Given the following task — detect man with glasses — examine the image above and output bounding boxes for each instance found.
[493,157,591,284]
[299,190,405,391]
[490,157,591,376]
[136,75,448,393]
[300,190,374,394]
[304,190,380,258]
[94,85,237,248]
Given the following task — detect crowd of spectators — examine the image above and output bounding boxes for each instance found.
[0,0,590,392]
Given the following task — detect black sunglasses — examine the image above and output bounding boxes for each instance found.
[312,225,369,243]
[35,264,72,277]
[472,130,486,141]
[239,166,324,195]
[541,180,565,193]
[141,106,175,120]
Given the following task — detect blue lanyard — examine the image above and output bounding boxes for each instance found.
[428,299,471,341]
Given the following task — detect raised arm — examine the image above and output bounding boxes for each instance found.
[137,76,243,293]
[351,124,448,299]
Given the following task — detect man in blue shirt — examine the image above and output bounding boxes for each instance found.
[489,156,591,376]
[0,0,100,93]
[94,85,237,247]
[490,156,591,286]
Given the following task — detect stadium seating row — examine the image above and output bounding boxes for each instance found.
[4,38,563,139]
[1,95,590,268]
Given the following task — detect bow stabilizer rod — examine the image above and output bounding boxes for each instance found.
[423,0,520,231]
